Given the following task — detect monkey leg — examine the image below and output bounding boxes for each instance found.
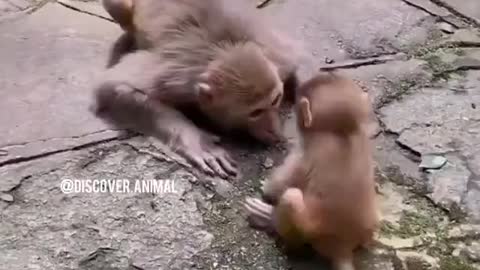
[92,52,237,178]
[107,32,137,68]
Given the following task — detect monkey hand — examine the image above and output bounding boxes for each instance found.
[174,131,237,179]
[244,197,273,230]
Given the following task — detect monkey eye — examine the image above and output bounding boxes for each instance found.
[271,93,282,107]
[249,108,265,119]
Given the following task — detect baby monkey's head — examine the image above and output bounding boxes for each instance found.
[295,72,370,135]
[195,42,285,144]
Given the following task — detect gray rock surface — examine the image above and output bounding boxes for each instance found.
[441,0,480,25]
[0,3,121,165]
[1,0,480,269]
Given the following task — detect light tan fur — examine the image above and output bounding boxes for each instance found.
[245,73,379,270]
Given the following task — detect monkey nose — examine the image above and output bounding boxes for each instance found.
[265,130,283,144]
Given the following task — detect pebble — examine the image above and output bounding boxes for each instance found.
[262,157,274,169]
[419,155,447,170]
[325,57,335,64]
[438,22,455,34]
[0,192,14,202]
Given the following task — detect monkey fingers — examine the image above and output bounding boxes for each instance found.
[244,197,273,229]
[176,138,237,179]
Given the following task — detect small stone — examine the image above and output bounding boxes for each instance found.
[0,193,14,202]
[262,157,274,169]
[396,251,439,269]
[448,227,463,238]
[463,242,480,262]
[325,57,335,64]
[448,225,480,238]
[452,246,463,257]
[377,236,421,249]
[438,22,455,34]
[419,155,447,170]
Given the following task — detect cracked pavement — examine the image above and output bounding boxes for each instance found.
[1,0,480,269]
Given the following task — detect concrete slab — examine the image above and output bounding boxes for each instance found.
[0,145,214,270]
[0,3,122,164]
[441,0,480,25]
[380,68,480,221]
[260,0,432,79]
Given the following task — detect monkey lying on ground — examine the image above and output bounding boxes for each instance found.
[244,73,379,270]
[92,0,300,178]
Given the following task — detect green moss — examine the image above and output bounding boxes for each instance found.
[439,257,476,270]
[395,211,438,238]
[380,220,398,237]
[420,53,456,81]
[376,78,419,108]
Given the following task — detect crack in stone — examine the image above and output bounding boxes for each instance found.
[0,136,121,167]
[443,41,480,48]
[435,63,480,78]
[401,0,459,28]
[395,140,422,159]
[318,54,400,71]
[5,167,59,193]
[0,129,117,149]
[428,0,480,28]
[56,0,114,23]
[0,0,49,23]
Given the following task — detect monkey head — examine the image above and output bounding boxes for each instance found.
[195,42,285,144]
[295,73,370,135]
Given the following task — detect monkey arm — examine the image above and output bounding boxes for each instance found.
[275,188,317,245]
[262,151,303,204]
[106,32,137,68]
[92,51,237,178]
[102,0,134,31]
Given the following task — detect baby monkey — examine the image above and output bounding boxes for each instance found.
[245,73,379,270]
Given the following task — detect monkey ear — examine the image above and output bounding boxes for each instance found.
[299,97,313,128]
[195,82,214,103]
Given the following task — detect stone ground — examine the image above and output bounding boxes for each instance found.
[0,0,479,269]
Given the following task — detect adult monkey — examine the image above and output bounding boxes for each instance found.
[92,0,300,178]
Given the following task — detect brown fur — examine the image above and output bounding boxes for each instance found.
[94,0,299,178]
[245,73,379,270]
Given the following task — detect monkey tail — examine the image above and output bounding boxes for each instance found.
[332,256,355,270]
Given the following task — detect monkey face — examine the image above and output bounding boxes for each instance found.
[245,90,284,144]
[195,45,286,144]
[195,77,285,144]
